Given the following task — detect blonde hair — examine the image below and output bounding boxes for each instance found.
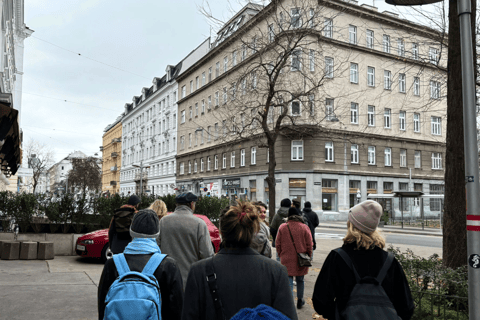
[148,200,168,220]
[343,221,386,250]
[220,200,260,248]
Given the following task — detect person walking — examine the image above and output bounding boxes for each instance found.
[270,198,291,261]
[149,199,169,221]
[182,201,297,320]
[302,201,319,259]
[98,209,184,320]
[249,201,272,258]
[276,207,313,309]
[108,195,141,254]
[157,192,214,288]
[312,200,414,320]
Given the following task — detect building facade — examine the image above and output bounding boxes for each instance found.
[119,40,210,196]
[47,151,87,194]
[101,118,122,195]
[175,0,447,217]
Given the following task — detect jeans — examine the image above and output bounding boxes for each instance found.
[310,250,314,261]
[288,276,305,300]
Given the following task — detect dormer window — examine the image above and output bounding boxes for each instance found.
[166,65,173,81]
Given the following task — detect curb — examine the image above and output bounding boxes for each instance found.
[318,224,443,237]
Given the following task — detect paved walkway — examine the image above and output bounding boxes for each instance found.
[319,221,442,237]
[0,236,442,320]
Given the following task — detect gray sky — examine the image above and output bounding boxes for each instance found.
[20,0,438,163]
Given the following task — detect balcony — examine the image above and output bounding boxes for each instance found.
[111,152,118,158]
[110,166,117,172]
[110,181,117,186]
[134,172,148,181]
[99,146,104,151]
[112,138,121,143]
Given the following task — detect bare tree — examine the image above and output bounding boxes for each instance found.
[67,157,101,195]
[23,139,55,193]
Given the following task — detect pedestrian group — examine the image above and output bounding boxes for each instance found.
[98,193,414,320]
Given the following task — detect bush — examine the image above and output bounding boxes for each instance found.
[195,196,230,228]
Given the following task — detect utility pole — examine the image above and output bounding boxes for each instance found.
[133,160,149,195]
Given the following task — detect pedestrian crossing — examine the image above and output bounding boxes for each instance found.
[315,232,345,240]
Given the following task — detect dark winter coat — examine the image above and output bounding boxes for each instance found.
[276,215,313,277]
[270,206,289,246]
[312,242,415,320]
[98,254,184,320]
[302,208,319,249]
[181,247,297,320]
[108,205,137,254]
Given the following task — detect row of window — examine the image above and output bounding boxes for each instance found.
[123,138,176,166]
[120,161,176,182]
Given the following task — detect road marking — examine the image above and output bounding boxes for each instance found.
[315,233,344,239]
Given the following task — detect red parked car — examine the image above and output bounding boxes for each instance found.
[76,214,221,262]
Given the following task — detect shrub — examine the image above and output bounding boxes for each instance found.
[195,196,230,228]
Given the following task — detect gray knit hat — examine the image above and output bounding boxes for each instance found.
[348,200,383,234]
[130,209,160,239]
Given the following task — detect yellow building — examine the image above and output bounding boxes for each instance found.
[101,118,122,195]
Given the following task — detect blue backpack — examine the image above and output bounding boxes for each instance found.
[104,253,166,320]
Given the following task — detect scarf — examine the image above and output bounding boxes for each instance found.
[287,215,305,223]
[123,238,161,255]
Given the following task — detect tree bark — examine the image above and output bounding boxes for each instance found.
[443,0,476,268]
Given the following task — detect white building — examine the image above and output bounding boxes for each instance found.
[119,40,210,196]
[47,151,87,193]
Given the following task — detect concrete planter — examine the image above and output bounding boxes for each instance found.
[0,233,84,256]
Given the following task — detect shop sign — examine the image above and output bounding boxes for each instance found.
[289,178,306,188]
[275,179,282,183]
[314,182,322,186]
[223,178,241,188]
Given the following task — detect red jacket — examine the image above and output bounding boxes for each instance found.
[276,217,313,276]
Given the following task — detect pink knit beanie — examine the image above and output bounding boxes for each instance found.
[348,200,383,234]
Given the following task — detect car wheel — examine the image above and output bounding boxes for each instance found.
[101,244,111,263]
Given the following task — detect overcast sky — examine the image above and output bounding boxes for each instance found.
[20,0,439,163]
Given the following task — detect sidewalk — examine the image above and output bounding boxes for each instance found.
[319,221,443,237]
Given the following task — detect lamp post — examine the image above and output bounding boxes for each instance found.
[132,160,150,195]
[386,0,479,317]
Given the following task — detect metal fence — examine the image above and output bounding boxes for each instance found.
[413,291,468,320]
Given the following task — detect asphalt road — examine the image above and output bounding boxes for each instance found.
[315,227,442,248]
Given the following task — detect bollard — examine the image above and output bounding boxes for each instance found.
[37,242,54,260]
[1,241,20,260]
[20,242,38,260]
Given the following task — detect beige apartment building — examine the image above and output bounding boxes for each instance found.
[101,118,122,195]
[175,0,447,217]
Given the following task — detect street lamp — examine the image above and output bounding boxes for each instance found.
[132,160,150,195]
[386,0,480,317]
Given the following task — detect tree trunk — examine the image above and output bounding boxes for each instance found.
[443,0,476,268]
[267,144,276,222]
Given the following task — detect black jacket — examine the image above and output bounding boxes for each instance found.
[312,242,414,320]
[108,206,136,254]
[302,208,319,248]
[181,247,297,320]
[98,254,184,320]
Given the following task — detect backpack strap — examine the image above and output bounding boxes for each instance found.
[142,253,167,276]
[112,253,130,276]
[205,256,225,320]
[334,248,361,283]
[375,252,395,284]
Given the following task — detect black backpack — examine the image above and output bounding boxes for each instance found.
[334,248,401,320]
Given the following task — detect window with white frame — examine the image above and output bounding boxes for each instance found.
[180,162,184,175]
[414,113,420,132]
[200,158,204,172]
[251,147,256,165]
[180,136,185,150]
[202,72,206,86]
[189,133,192,147]
[412,43,419,60]
[414,151,421,168]
[222,153,226,169]
[240,149,245,166]
[325,142,334,162]
[383,35,390,53]
[413,77,420,96]
[214,155,218,170]
[232,51,237,67]
[349,25,357,44]
[309,8,314,27]
[215,91,219,106]
[181,110,185,123]
[181,86,186,98]
[208,67,212,82]
[399,73,406,93]
[207,126,211,142]
[222,120,227,136]
[223,56,228,73]
[368,146,376,165]
[188,161,191,174]
[351,144,359,163]
[251,37,257,54]
[384,109,391,128]
[241,44,246,61]
[230,151,235,168]
[366,29,374,49]
[384,148,392,166]
[195,76,199,90]
[367,67,375,87]
[397,39,405,57]
[431,116,441,135]
[350,102,358,124]
[195,103,198,116]
[291,8,301,28]
[350,63,358,83]
[223,87,227,104]
[190,80,193,93]
[207,157,211,171]
[291,140,304,160]
[429,47,439,65]
[399,111,406,130]
[430,80,441,99]
[291,100,301,116]
[368,105,375,126]
[384,70,391,90]
[291,49,302,71]
[324,18,333,38]
[252,72,257,89]
[214,123,218,139]
[268,24,275,42]
[309,50,315,71]
[201,100,205,114]
[189,106,192,119]
[432,152,442,169]
[400,149,407,167]
[208,96,212,110]
[325,98,334,120]
[215,62,220,77]
[325,57,334,78]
